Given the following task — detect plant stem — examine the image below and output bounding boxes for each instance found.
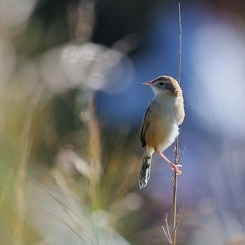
[15,82,44,245]
[178,2,182,85]
[172,3,182,245]
[172,138,179,245]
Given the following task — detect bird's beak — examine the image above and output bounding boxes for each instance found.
[142,81,152,86]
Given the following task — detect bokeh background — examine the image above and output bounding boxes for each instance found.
[1,0,245,244]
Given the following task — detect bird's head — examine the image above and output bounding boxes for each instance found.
[143,76,182,97]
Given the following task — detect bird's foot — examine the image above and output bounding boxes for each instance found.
[156,151,183,175]
[170,163,182,175]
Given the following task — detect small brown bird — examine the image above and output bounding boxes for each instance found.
[139,75,185,189]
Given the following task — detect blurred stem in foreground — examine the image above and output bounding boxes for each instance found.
[15,82,45,245]
[81,94,102,210]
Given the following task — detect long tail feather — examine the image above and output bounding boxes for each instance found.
[138,154,152,189]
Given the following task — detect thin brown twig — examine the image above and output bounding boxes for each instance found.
[172,2,182,245]
[177,2,182,86]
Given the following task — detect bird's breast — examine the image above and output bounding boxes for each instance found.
[145,96,181,152]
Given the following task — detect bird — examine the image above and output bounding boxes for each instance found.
[138,75,185,189]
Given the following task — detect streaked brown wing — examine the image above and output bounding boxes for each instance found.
[140,101,152,148]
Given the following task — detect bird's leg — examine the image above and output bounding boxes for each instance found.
[157,151,182,175]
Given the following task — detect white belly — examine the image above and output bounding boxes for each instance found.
[158,121,179,151]
[145,95,181,152]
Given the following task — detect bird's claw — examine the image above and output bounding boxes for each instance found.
[171,163,182,175]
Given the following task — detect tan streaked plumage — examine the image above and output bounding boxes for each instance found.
[138,75,185,189]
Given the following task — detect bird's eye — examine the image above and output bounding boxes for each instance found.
[158,82,164,86]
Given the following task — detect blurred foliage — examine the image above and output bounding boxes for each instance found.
[2,0,245,244]
[0,0,159,244]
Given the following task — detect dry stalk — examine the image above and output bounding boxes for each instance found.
[15,82,45,245]
[171,3,183,245]
[161,2,184,244]
[82,94,102,210]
